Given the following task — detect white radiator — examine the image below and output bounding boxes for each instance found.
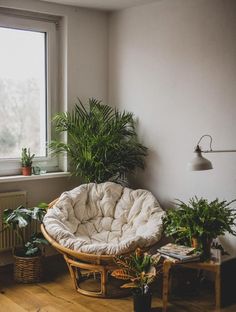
[0,191,38,251]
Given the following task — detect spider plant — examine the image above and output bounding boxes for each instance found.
[49,98,148,183]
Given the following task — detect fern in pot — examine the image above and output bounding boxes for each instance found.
[3,204,48,283]
[163,197,236,259]
[49,98,147,184]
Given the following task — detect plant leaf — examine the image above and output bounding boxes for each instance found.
[121,282,137,289]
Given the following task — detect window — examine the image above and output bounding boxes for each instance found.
[0,27,46,158]
[0,10,60,176]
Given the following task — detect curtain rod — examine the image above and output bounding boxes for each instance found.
[0,7,61,26]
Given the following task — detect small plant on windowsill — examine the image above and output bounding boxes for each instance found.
[21,147,35,176]
[111,248,161,312]
[3,203,48,283]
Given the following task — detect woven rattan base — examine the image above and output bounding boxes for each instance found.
[14,254,42,283]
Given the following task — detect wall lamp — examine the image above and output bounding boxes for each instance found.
[188,134,236,171]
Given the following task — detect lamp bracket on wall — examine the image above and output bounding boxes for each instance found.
[195,134,236,153]
[189,134,236,171]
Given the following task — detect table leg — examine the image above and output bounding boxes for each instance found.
[101,268,107,297]
[215,266,221,311]
[162,260,172,312]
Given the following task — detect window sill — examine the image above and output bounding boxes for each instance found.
[0,172,71,183]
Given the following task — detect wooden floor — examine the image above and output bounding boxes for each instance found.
[1,256,236,312]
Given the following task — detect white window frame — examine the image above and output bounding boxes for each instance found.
[0,10,61,176]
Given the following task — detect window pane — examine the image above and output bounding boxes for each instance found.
[0,27,47,158]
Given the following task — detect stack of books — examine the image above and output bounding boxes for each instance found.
[157,243,201,263]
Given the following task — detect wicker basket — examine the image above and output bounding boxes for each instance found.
[14,253,42,283]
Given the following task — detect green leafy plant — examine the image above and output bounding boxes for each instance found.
[3,203,48,257]
[21,147,35,167]
[163,197,236,255]
[49,98,148,183]
[24,233,48,257]
[111,248,161,295]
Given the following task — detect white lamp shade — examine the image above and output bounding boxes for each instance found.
[188,151,213,171]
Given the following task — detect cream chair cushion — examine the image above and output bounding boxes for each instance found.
[43,182,165,255]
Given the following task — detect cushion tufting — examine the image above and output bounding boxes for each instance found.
[43,182,165,255]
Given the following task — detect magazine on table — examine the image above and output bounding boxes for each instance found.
[158,243,195,255]
[157,243,201,263]
[158,250,201,262]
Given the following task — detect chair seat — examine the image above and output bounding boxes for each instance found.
[43,182,165,255]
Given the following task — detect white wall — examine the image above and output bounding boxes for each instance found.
[109,0,236,254]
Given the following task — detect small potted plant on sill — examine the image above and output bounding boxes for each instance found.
[3,203,48,283]
[111,248,161,312]
[21,147,35,176]
[163,197,236,259]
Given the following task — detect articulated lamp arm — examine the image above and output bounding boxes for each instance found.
[190,134,236,171]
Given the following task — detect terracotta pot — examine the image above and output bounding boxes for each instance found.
[191,238,198,249]
[22,166,32,176]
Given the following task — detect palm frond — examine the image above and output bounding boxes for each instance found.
[50,98,148,183]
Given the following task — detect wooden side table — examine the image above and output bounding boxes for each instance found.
[162,259,221,312]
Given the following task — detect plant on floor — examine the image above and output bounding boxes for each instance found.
[3,203,49,283]
[3,203,48,257]
[49,98,148,184]
[111,248,161,312]
[21,147,35,176]
[163,197,236,258]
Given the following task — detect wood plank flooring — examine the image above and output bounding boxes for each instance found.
[0,256,236,312]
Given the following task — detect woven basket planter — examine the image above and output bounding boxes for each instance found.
[14,253,43,283]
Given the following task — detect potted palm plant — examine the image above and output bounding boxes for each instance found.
[3,204,48,283]
[163,197,236,259]
[111,249,161,312]
[49,98,147,184]
[21,147,35,176]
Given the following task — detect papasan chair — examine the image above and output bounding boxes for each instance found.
[41,182,165,298]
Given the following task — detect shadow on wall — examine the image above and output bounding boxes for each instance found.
[219,234,236,258]
[129,149,161,188]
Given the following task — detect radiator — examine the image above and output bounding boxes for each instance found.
[0,191,38,251]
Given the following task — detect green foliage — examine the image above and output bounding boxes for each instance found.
[49,98,148,183]
[21,147,35,167]
[3,205,48,257]
[111,248,161,294]
[25,233,48,256]
[163,197,236,249]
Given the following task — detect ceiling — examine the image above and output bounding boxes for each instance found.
[40,0,160,11]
